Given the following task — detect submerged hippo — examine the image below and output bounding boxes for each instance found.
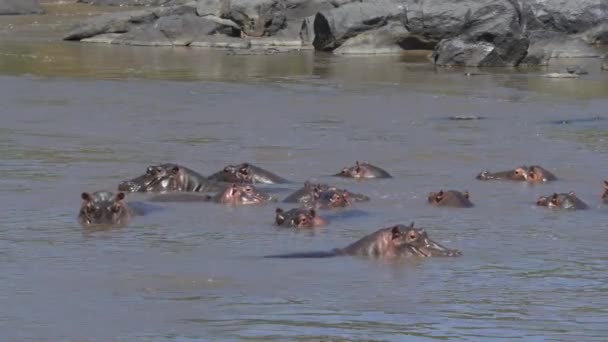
[118,163,221,193]
[282,181,370,204]
[428,190,473,208]
[602,180,608,204]
[78,191,135,227]
[476,165,556,182]
[207,163,289,184]
[206,183,275,205]
[309,189,351,209]
[275,207,326,228]
[536,192,588,210]
[265,222,461,258]
[334,161,392,179]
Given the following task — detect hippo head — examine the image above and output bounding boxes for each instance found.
[475,166,528,181]
[603,180,608,202]
[536,192,581,209]
[214,163,254,183]
[527,165,556,182]
[217,184,273,205]
[313,188,351,208]
[275,208,323,228]
[118,164,182,192]
[335,161,365,178]
[396,223,462,257]
[78,191,130,227]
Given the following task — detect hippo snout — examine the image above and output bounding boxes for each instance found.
[118,181,141,192]
[475,171,490,180]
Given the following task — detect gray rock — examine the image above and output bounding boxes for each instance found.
[77,0,190,6]
[430,0,528,67]
[0,0,44,15]
[190,34,251,48]
[64,9,157,41]
[312,0,406,51]
[81,33,123,43]
[108,13,218,45]
[578,23,608,45]
[521,30,601,66]
[63,2,200,41]
[333,21,410,55]
[521,0,608,34]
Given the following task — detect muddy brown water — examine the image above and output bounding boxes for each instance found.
[2,3,608,341]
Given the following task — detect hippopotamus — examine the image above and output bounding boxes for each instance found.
[78,191,135,227]
[536,192,588,210]
[206,183,275,205]
[282,182,370,204]
[309,189,351,209]
[207,163,289,184]
[602,180,608,204]
[333,161,392,179]
[427,190,473,208]
[265,222,461,258]
[476,165,556,182]
[275,207,326,228]
[118,163,221,193]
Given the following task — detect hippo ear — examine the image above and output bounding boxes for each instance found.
[275,208,283,214]
[604,180,608,189]
[391,225,402,239]
[309,209,316,217]
[115,192,125,201]
[171,166,180,174]
[81,192,92,202]
[408,222,415,229]
[355,160,361,172]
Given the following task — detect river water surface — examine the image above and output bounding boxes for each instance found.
[2,3,608,341]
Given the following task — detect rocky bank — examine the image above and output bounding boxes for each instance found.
[55,0,608,66]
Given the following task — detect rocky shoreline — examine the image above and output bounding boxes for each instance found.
[2,0,607,67]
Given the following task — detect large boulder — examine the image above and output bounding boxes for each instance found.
[63,2,198,41]
[202,0,333,37]
[430,0,529,66]
[112,13,219,45]
[311,0,406,51]
[77,0,191,6]
[333,21,434,55]
[521,30,601,65]
[578,23,608,44]
[0,0,44,15]
[521,0,608,34]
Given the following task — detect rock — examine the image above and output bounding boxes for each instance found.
[578,23,608,44]
[63,2,203,41]
[77,0,191,6]
[333,21,410,55]
[0,0,44,15]
[602,55,608,70]
[190,35,251,49]
[565,65,588,75]
[108,13,219,45]
[81,33,123,43]
[521,0,608,34]
[64,9,157,41]
[312,0,405,51]
[521,31,601,66]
